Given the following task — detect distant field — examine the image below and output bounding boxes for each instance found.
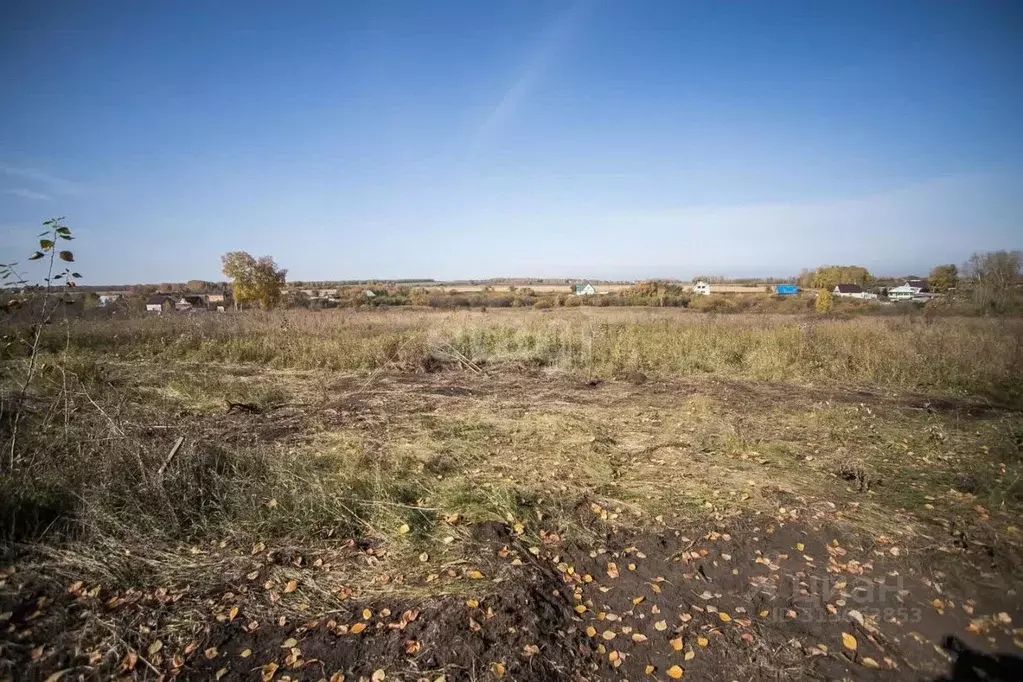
[422,283,768,294]
[424,283,633,293]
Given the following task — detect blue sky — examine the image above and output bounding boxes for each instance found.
[1,0,1021,283]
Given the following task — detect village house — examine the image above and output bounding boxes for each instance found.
[832,283,878,300]
[888,279,929,301]
[573,282,597,296]
[692,281,711,296]
[145,295,174,313]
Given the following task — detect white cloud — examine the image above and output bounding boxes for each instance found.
[4,188,51,201]
[472,0,592,150]
[0,165,85,196]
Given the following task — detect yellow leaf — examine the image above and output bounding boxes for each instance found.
[148,640,163,656]
[261,662,279,682]
[585,626,597,637]
[670,637,683,651]
[467,570,485,579]
[602,630,616,640]
[240,649,252,658]
[841,632,857,651]
[574,604,587,614]
[216,667,229,680]
[466,599,479,608]
[228,606,239,621]
[284,580,298,593]
[204,647,218,659]
[632,596,645,605]
[371,670,386,682]
[363,608,373,620]
[654,620,667,631]
[758,610,769,617]
[632,633,648,642]
[684,649,695,661]
[667,665,684,679]
[350,622,367,634]
[862,657,879,669]
[606,562,619,578]
[718,612,731,622]
[697,636,708,647]
[645,664,655,674]
[398,524,410,534]
[491,662,505,677]
[44,673,67,682]
[282,638,298,648]
[795,542,805,552]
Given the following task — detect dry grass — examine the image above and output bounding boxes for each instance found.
[1,308,1021,678]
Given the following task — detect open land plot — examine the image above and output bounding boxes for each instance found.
[2,309,1022,680]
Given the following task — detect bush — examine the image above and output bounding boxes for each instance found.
[816,290,834,314]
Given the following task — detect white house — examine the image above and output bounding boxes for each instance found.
[146,295,173,313]
[692,281,711,296]
[888,279,928,301]
[363,289,377,298]
[832,284,876,300]
[98,294,120,306]
[573,283,597,296]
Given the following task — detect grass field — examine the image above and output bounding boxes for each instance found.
[2,309,1021,680]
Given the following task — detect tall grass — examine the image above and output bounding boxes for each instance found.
[19,308,1023,404]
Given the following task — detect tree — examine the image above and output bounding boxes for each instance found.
[929,264,958,293]
[221,251,288,309]
[815,289,833,314]
[963,250,1021,312]
[798,266,873,291]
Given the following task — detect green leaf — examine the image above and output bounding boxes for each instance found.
[28,251,44,261]
[59,234,74,240]
[55,226,71,236]
[58,251,74,262]
[40,239,55,249]
[53,273,64,280]
[71,272,82,279]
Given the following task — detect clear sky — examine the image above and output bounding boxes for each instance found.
[1,0,1021,283]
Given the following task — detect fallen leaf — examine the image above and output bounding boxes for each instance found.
[467,570,485,580]
[523,644,539,656]
[120,650,138,672]
[602,630,616,640]
[216,667,229,680]
[204,647,219,659]
[607,562,619,578]
[697,636,709,647]
[282,638,298,648]
[654,620,667,631]
[684,649,695,661]
[240,649,252,658]
[398,524,410,534]
[574,604,587,614]
[467,599,480,608]
[371,670,385,682]
[667,664,684,679]
[261,662,278,681]
[841,632,857,651]
[491,662,505,677]
[632,596,645,605]
[228,606,239,621]
[585,626,597,637]
[284,580,298,594]
[718,612,731,622]
[645,664,655,674]
[632,633,649,642]
[795,543,805,552]
[405,640,421,655]
[862,657,880,669]
[363,608,373,620]
[670,637,683,651]
[350,622,367,634]
[148,640,163,656]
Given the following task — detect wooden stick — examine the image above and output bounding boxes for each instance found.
[158,436,184,477]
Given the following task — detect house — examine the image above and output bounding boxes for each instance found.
[775,284,798,295]
[98,294,120,306]
[363,289,377,298]
[888,279,928,301]
[175,295,206,311]
[207,291,230,304]
[145,295,173,313]
[692,281,711,296]
[573,283,597,296]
